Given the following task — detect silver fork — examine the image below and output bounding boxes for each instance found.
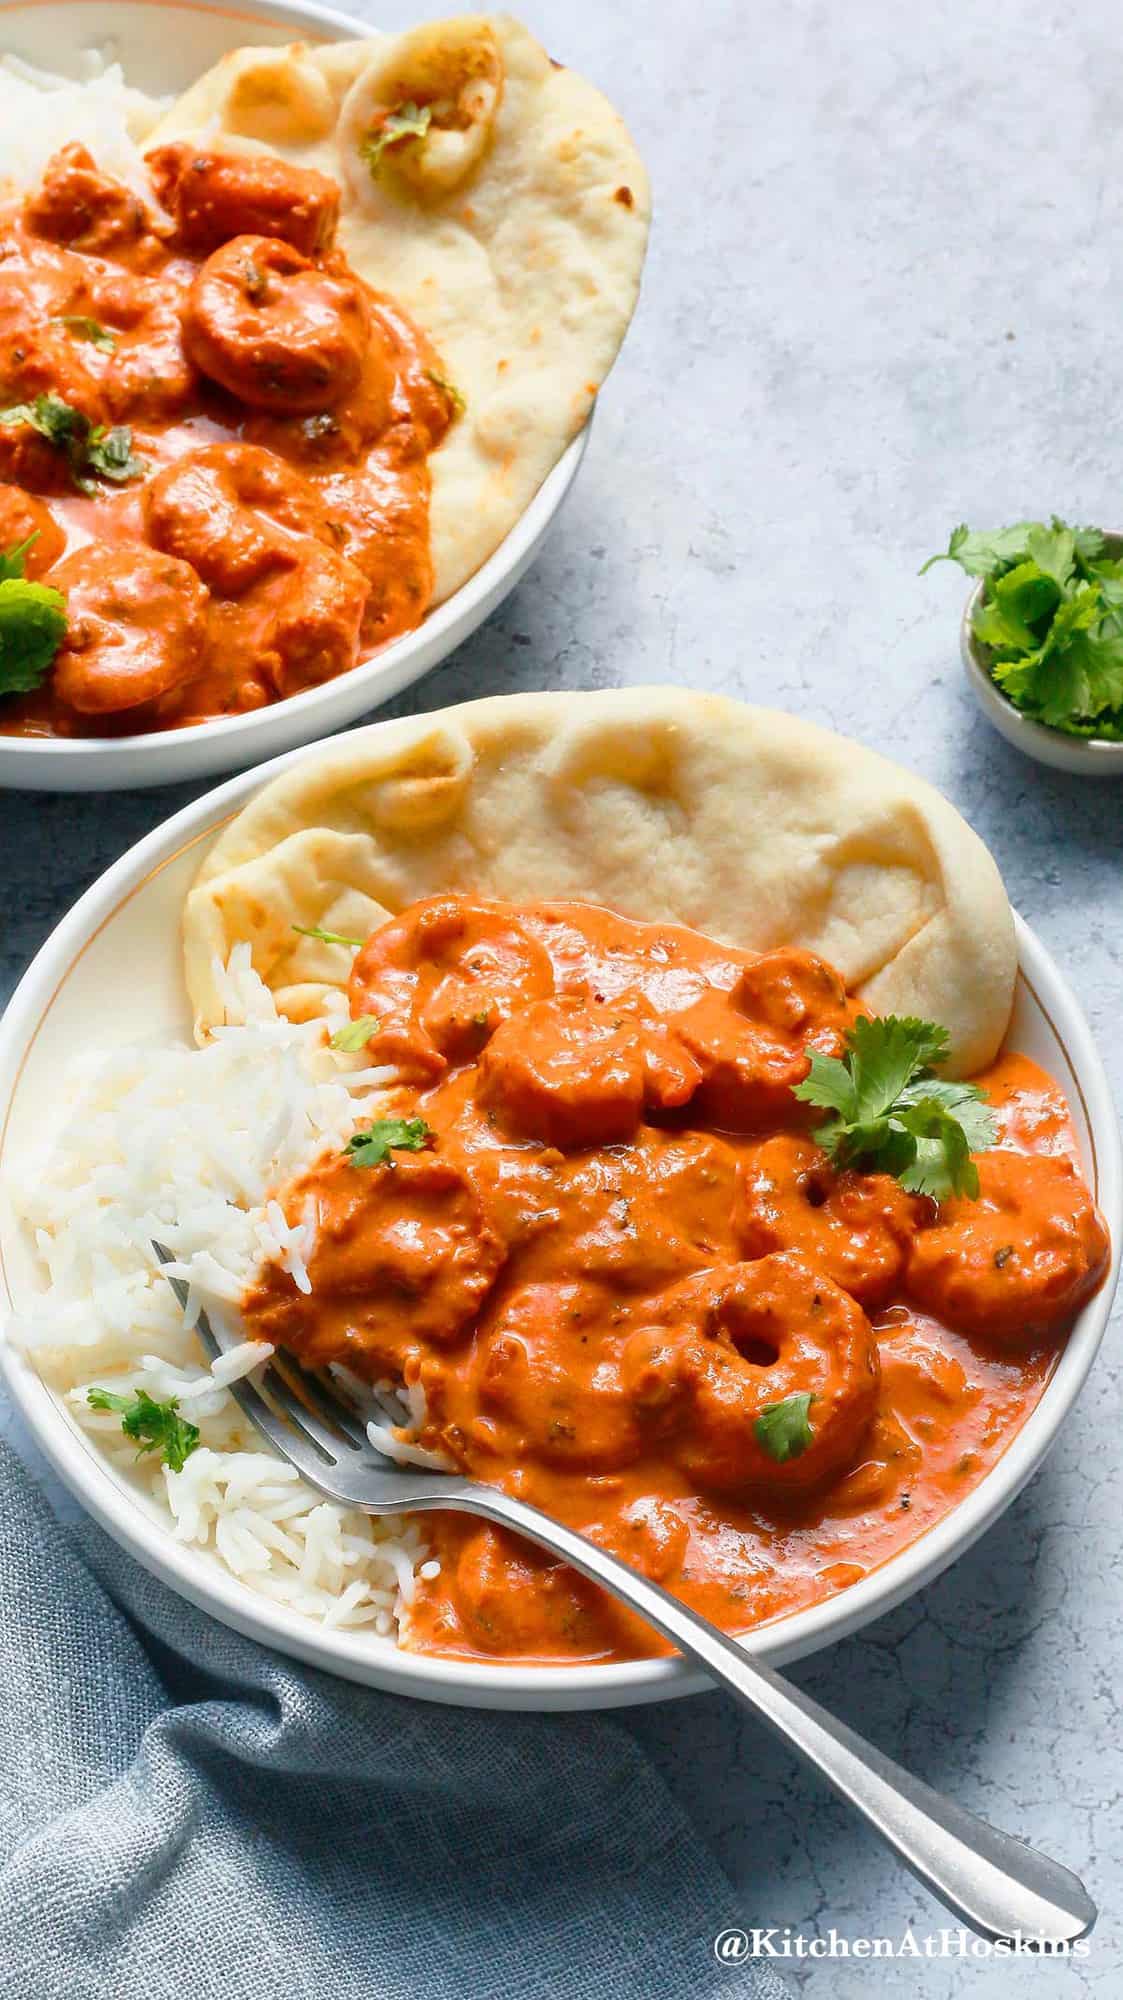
[155,1250,1094,1949]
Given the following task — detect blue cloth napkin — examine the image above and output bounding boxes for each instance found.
[0,1442,791,2000]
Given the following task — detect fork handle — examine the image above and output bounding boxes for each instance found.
[446,1485,1094,1948]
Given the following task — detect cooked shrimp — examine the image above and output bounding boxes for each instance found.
[143,442,336,595]
[72,266,198,423]
[478,994,702,1150]
[229,538,369,698]
[676,948,860,1130]
[183,234,368,411]
[466,1284,643,1472]
[0,484,65,574]
[318,456,434,648]
[736,1133,925,1309]
[241,1150,507,1376]
[349,898,557,1082]
[147,145,341,257]
[435,1522,610,1659]
[906,1150,1110,1343]
[23,145,160,262]
[0,303,103,490]
[620,1253,879,1496]
[50,545,208,713]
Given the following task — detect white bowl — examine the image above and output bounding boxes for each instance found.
[0,0,589,791]
[961,581,1123,777]
[1,730,1119,1710]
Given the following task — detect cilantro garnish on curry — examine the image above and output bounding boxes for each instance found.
[0,537,67,696]
[344,1116,434,1168]
[240,894,1109,1666]
[924,517,1123,739]
[794,1016,997,1200]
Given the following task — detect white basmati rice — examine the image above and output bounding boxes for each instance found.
[1,950,438,1641]
[0,51,167,194]
[0,62,448,1643]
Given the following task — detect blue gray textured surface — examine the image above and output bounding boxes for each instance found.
[1,0,1120,1989]
[0,1443,798,2000]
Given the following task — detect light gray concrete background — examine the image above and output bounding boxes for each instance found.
[1,0,1120,1990]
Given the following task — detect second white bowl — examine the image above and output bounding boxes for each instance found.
[0,0,590,792]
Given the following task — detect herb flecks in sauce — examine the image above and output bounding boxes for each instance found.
[0,393,144,496]
[425,369,466,416]
[53,315,117,353]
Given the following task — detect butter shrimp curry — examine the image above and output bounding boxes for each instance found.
[0,143,453,735]
[242,895,1110,1665]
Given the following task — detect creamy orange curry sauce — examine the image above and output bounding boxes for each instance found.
[0,144,452,735]
[243,897,1110,1665]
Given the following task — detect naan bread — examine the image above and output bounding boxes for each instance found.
[183,688,1017,1077]
[146,15,651,603]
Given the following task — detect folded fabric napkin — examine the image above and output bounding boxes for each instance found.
[0,1442,791,2000]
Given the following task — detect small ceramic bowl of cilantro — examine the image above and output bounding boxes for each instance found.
[924,518,1123,775]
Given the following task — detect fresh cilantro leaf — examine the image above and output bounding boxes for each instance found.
[795,1046,859,1121]
[844,1014,950,1116]
[360,101,432,178]
[991,583,1118,722]
[292,923,366,948]
[0,393,143,494]
[53,314,117,353]
[1087,558,1123,608]
[86,1386,200,1472]
[1078,626,1123,716]
[755,1391,815,1464]
[1010,636,1094,727]
[1024,521,1077,591]
[988,560,1061,637]
[0,391,81,446]
[345,1116,432,1168]
[0,534,36,582]
[972,585,1044,657]
[793,1015,995,1202]
[0,578,67,695]
[1073,524,1107,567]
[425,369,466,415]
[894,1076,1000,1151]
[892,1098,978,1200]
[86,424,144,485]
[919,522,1037,580]
[331,1014,379,1052]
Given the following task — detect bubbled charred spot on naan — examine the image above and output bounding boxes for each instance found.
[146,14,652,604]
[183,687,1018,1079]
